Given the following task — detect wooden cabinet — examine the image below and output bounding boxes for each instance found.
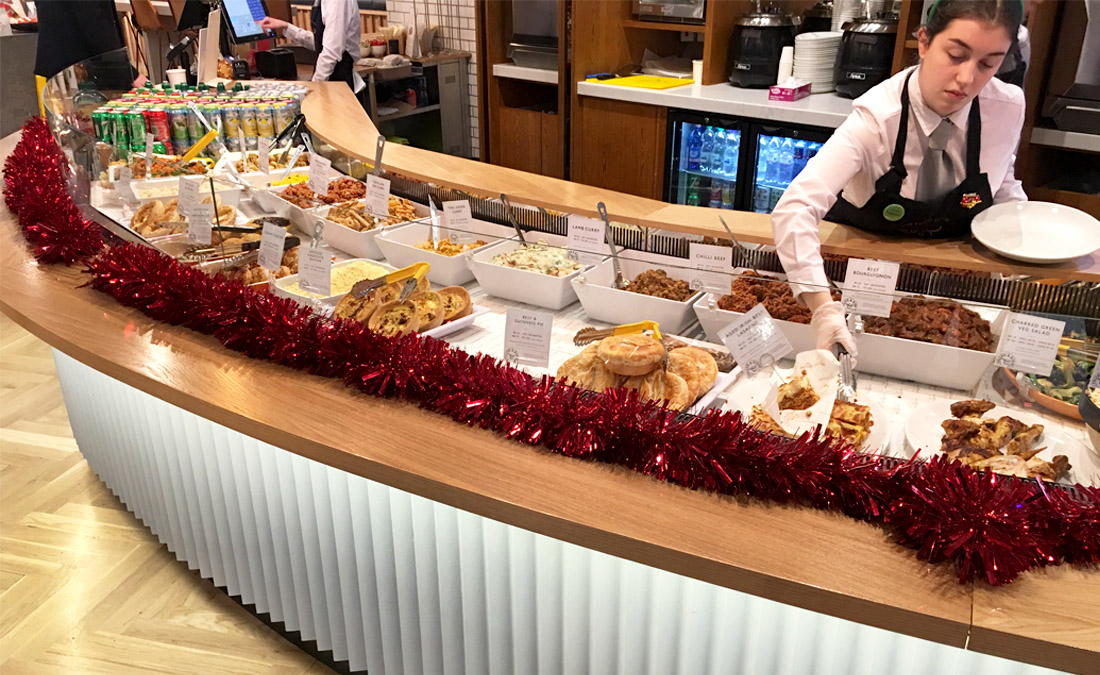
[571,97,667,200]
[496,107,564,178]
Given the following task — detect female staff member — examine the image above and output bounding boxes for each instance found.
[259,0,364,95]
[771,0,1027,359]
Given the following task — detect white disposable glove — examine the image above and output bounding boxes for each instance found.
[810,300,858,363]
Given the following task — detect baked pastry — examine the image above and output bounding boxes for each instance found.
[597,334,666,376]
[778,371,819,410]
[199,195,236,226]
[750,405,794,437]
[367,300,420,337]
[409,290,445,331]
[438,286,472,321]
[826,400,873,447]
[556,344,622,393]
[668,346,718,401]
[623,369,691,411]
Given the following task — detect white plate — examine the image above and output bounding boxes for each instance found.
[904,400,1100,485]
[971,201,1100,263]
[719,367,890,452]
[421,304,491,340]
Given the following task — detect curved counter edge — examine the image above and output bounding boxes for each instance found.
[1,129,1097,674]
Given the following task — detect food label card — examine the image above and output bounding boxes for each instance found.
[443,200,478,245]
[238,128,247,159]
[504,309,553,368]
[365,174,391,217]
[117,166,137,202]
[717,304,793,377]
[689,243,733,294]
[308,153,332,195]
[177,175,202,216]
[144,133,154,172]
[188,200,213,245]
[566,215,609,265]
[257,137,271,175]
[257,222,287,272]
[841,258,899,318]
[994,313,1065,376]
[298,248,332,297]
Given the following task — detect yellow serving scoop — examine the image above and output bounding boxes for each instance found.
[573,320,663,346]
[349,262,430,302]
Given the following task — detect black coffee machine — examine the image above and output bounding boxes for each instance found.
[728,2,797,88]
[833,11,898,98]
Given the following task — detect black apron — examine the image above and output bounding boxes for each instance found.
[311,1,357,91]
[825,72,993,238]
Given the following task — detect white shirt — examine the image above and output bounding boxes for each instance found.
[283,0,365,93]
[772,66,1027,291]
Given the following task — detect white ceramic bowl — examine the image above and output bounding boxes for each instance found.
[971,201,1100,263]
[272,258,396,308]
[467,234,596,310]
[571,250,703,335]
[376,219,516,285]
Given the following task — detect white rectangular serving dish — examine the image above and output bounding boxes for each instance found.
[692,289,1006,391]
[258,182,321,232]
[272,258,396,308]
[571,250,703,335]
[315,200,430,260]
[421,304,492,340]
[129,175,243,206]
[466,233,597,310]
[375,220,515,285]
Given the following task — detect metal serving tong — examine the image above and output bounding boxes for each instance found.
[596,202,626,289]
[182,234,300,265]
[222,236,302,271]
[349,262,430,304]
[574,320,669,369]
[826,275,859,402]
[717,215,763,278]
[500,193,528,246]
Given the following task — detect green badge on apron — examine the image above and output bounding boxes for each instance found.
[883,203,905,222]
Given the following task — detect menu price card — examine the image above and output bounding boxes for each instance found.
[298,248,332,297]
[257,222,287,272]
[443,200,478,245]
[504,309,553,368]
[308,153,332,195]
[994,313,1066,376]
[365,174,391,217]
[566,214,609,265]
[841,258,900,318]
[144,132,154,172]
[117,167,137,202]
[689,243,733,294]
[717,304,793,377]
[188,200,214,245]
[257,137,271,175]
[177,175,201,216]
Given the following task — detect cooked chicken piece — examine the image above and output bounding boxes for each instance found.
[975,454,1030,478]
[1005,424,1044,457]
[987,416,1027,448]
[942,418,981,438]
[1049,455,1071,479]
[950,399,997,418]
[1024,456,1058,481]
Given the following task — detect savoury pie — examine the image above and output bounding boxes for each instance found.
[409,290,445,331]
[623,369,691,411]
[438,286,473,321]
[668,346,718,401]
[598,334,667,376]
[367,300,421,337]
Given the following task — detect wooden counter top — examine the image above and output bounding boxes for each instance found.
[1,124,1097,673]
[302,82,1100,281]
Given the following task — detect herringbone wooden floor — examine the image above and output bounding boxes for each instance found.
[0,314,329,674]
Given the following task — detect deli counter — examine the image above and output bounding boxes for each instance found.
[4,62,1099,675]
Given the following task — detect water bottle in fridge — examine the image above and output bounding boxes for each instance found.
[713,128,727,173]
[807,142,822,160]
[687,124,703,171]
[722,131,739,177]
[792,140,808,178]
[702,126,716,173]
[764,136,781,184]
[778,137,794,184]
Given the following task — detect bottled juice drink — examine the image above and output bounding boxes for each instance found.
[222,105,242,152]
[255,104,275,139]
[169,105,191,155]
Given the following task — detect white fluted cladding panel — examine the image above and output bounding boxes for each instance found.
[52,350,1065,675]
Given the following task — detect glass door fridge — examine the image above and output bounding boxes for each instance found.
[664,110,749,211]
[744,122,834,214]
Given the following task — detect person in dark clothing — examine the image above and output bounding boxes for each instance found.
[34,0,138,90]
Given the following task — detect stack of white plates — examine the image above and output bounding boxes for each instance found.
[793,31,842,93]
[832,0,884,31]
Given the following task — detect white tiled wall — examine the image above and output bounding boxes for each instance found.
[386,0,480,158]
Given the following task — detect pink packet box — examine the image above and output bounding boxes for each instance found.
[768,80,811,102]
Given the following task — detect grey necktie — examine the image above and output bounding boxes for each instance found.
[915,118,957,202]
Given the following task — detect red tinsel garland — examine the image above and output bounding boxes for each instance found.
[5,118,1099,586]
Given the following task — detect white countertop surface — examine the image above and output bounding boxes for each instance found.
[493,63,558,85]
[577,80,854,129]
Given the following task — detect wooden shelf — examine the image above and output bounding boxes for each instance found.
[904,39,919,49]
[623,18,706,33]
[376,103,441,123]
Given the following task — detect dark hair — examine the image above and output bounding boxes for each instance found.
[924,0,1024,42]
